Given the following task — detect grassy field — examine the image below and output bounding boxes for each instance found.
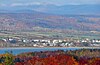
[0,30,100,40]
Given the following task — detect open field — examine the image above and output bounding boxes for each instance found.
[0,30,100,39]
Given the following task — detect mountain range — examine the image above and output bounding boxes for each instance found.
[0,4,100,15]
[0,4,100,32]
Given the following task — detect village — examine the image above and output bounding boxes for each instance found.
[0,37,100,47]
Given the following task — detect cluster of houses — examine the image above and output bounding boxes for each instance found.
[0,38,100,47]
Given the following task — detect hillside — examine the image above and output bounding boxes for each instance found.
[0,13,100,31]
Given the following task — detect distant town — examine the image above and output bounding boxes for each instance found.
[0,37,100,47]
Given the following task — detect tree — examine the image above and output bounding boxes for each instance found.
[4,52,14,65]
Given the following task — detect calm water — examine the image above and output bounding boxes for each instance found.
[0,47,98,55]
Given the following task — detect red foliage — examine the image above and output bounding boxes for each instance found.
[15,54,100,65]
[15,54,78,65]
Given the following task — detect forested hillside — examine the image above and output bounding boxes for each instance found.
[0,13,100,31]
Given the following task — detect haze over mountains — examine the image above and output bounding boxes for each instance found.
[0,4,100,15]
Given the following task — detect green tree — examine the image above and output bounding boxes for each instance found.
[4,51,14,65]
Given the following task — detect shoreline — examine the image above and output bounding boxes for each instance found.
[0,47,100,49]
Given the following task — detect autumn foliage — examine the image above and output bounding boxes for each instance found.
[0,49,100,65]
[14,55,100,65]
[14,54,78,65]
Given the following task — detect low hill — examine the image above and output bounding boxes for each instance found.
[0,13,100,31]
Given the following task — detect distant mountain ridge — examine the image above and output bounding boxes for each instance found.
[0,4,100,15]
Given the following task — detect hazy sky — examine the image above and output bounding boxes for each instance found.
[0,0,100,7]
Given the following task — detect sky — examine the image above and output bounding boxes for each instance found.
[0,0,100,7]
